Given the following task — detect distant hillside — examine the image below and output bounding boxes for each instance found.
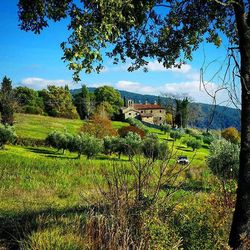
[71,88,241,130]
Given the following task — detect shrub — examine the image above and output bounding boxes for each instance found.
[24,105,44,115]
[221,127,240,144]
[69,133,103,159]
[203,135,214,145]
[142,136,169,161]
[46,131,72,153]
[103,136,116,155]
[103,136,135,159]
[169,131,182,141]
[81,115,117,138]
[126,118,148,133]
[0,124,16,149]
[171,196,231,249]
[118,125,145,138]
[184,128,190,135]
[123,132,142,159]
[160,124,171,134]
[207,139,240,180]
[186,138,202,151]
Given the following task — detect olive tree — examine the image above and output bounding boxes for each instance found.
[69,133,103,159]
[208,139,240,181]
[0,124,16,149]
[186,138,202,151]
[170,131,182,141]
[46,131,72,154]
[123,132,142,160]
[142,135,169,162]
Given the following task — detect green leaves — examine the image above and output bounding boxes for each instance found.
[207,139,240,180]
[0,124,16,149]
[18,0,237,80]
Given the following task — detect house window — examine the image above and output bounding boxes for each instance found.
[129,113,131,115]
[141,110,143,113]
[159,117,162,120]
[160,110,162,113]
[151,110,153,113]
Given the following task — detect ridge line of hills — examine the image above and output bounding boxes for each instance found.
[71,87,241,130]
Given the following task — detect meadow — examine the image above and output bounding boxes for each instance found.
[0,114,233,249]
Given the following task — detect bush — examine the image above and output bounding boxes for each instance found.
[126,118,148,133]
[123,132,142,159]
[118,125,145,138]
[142,136,169,161]
[0,124,16,149]
[171,196,231,249]
[69,133,103,159]
[81,115,117,138]
[169,131,182,141]
[46,131,72,153]
[103,135,141,159]
[203,135,214,145]
[103,136,116,155]
[160,124,171,134]
[24,105,44,115]
[207,139,240,180]
[186,138,202,151]
[221,127,240,144]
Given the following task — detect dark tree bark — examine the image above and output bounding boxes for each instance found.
[229,1,250,248]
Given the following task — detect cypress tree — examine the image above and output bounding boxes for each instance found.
[0,76,14,125]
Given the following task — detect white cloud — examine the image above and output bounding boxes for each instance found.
[88,82,112,88]
[21,77,77,89]
[147,61,192,73]
[116,80,156,94]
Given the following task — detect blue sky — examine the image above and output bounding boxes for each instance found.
[0,0,239,106]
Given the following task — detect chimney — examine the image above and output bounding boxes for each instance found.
[145,100,148,105]
[154,100,157,105]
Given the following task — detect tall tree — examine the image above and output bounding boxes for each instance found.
[94,86,123,116]
[0,76,14,125]
[40,85,79,119]
[165,94,190,128]
[13,86,44,114]
[74,85,91,119]
[18,0,250,247]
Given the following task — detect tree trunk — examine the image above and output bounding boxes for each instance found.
[229,1,250,248]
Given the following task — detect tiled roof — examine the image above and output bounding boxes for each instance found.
[134,104,163,110]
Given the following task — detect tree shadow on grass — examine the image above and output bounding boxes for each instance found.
[202,144,209,149]
[25,147,58,155]
[176,145,192,152]
[96,155,129,162]
[46,154,77,160]
[0,204,103,250]
[25,147,76,160]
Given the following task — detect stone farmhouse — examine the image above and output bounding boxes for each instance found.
[121,100,166,125]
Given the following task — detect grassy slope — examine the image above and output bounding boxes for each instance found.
[13,113,208,162]
[14,113,128,139]
[0,113,215,248]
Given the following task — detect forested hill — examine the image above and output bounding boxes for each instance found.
[71,88,241,130]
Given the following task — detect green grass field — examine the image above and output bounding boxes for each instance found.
[14,113,129,139]
[1,113,232,249]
